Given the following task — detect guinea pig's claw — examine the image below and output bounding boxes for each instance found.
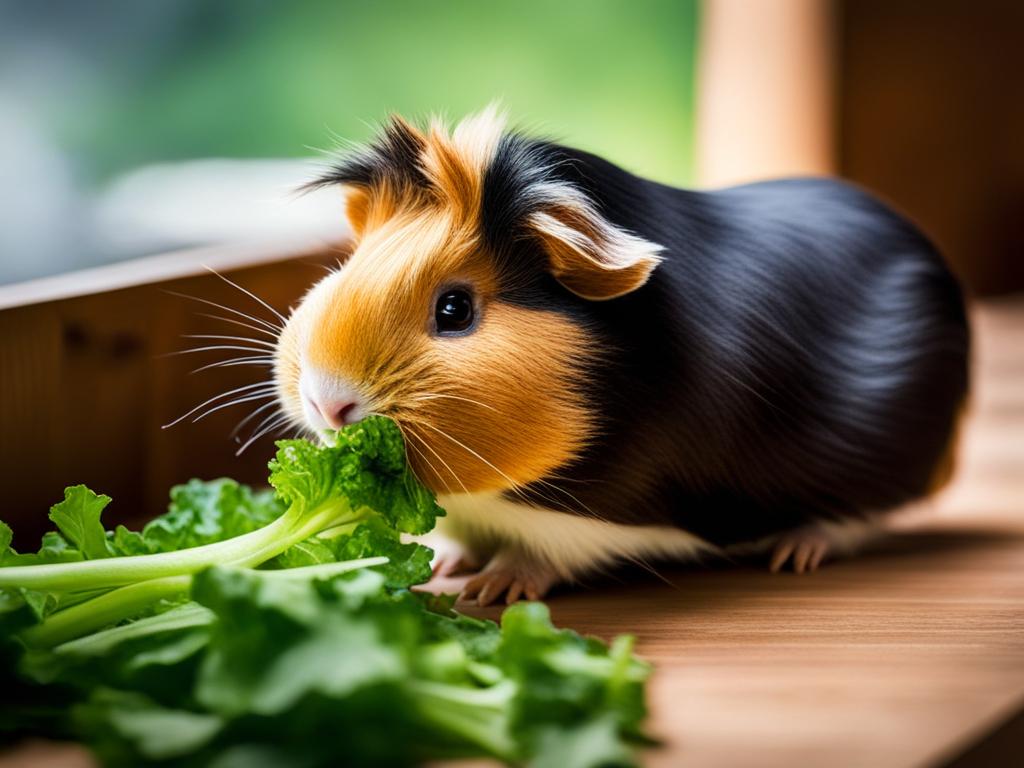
[770,528,831,574]
[459,556,557,606]
[467,571,514,606]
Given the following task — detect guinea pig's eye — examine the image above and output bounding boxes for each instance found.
[434,289,475,335]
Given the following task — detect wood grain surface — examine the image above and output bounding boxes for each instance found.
[2,297,1022,767]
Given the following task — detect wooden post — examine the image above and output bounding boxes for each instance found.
[696,0,837,187]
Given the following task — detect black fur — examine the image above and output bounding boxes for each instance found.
[309,117,430,192]
[483,138,970,548]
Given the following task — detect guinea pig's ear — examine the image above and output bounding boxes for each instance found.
[342,185,372,241]
[526,197,664,300]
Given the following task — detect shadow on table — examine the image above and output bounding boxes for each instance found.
[528,523,1024,614]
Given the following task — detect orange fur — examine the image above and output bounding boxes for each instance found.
[277,109,599,493]
[278,205,594,492]
[342,186,371,239]
[277,108,666,494]
[340,108,504,245]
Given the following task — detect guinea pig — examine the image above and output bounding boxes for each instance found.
[274,106,969,606]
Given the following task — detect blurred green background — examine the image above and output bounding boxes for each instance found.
[46,0,698,184]
[0,0,699,282]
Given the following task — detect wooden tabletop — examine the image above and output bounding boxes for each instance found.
[3,298,1023,768]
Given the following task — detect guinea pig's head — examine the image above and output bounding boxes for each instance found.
[275,107,663,495]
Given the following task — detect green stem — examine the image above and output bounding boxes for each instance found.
[0,509,301,593]
[225,504,362,569]
[21,557,388,649]
[252,557,388,580]
[315,522,360,540]
[51,602,215,656]
[408,679,518,759]
[0,499,364,594]
[20,575,192,648]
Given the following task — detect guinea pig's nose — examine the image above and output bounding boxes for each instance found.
[299,370,365,432]
[310,397,360,430]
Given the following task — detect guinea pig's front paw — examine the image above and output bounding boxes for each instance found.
[769,526,832,574]
[459,551,559,607]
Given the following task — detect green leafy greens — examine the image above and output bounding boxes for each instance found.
[0,417,439,647]
[1,416,652,767]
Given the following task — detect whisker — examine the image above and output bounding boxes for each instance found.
[197,312,280,340]
[240,410,285,442]
[405,442,447,494]
[164,290,282,334]
[299,259,337,275]
[203,266,288,326]
[162,381,275,428]
[407,393,498,412]
[396,425,452,495]
[235,413,291,455]
[190,356,274,374]
[544,472,605,486]
[503,480,583,518]
[230,399,280,439]
[388,416,413,457]
[404,424,468,495]
[161,344,274,358]
[413,421,521,490]
[623,553,676,588]
[408,419,593,517]
[183,334,277,349]
[191,390,276,424]
[531,477,603,521]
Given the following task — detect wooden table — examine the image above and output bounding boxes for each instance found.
[3,298,1023,767]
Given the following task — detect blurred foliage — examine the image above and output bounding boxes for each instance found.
[28,0,698,186]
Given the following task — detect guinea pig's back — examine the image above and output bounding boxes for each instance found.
[672,177,970,526]
[539,147,968,543]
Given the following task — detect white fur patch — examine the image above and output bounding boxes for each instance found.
[526,183,664,271]
[450,103,506,175]
[810,517,881,555]
[435,492,714,581]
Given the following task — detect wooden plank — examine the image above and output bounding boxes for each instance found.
[0,244,342,547]
[0,305,61,524]
[529,531,1024,768]
[0,235,348,311]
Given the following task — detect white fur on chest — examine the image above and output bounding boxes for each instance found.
[435,492,715,581]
